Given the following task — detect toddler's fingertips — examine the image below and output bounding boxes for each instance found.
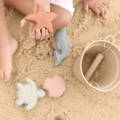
[20,19,26,27]
[20,21,24,28]
[102,2,107,6]
[103,3,109,9]
[100,5,107,18]
[32,31,35,39]
[45,30,50,39]
[48,33,50,39]
[96,9,101,18]
[99,8,105,18]
[84,4,89,13]
[41,28,46,39]
[36,29,41,39]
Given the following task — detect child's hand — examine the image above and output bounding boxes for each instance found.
[29,23,50,40]
[83,0,108,18]
[20,1,50,40]
[20,19,50,40]
[31,0,50,39]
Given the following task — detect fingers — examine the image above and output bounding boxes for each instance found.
[101,3,108,17]
[83,0,108,18]
[45,29,50,39]
[30,32,36,39]
[83,3,89,13]
[92,3,107,18]
[92,7,101,18]
[35,29,41,39]
[97,4,107,18]
[99,6,105,18]
[40,28,50,39]
[29,28,50,40]
[41,28,46,39]
[20,19,28,28]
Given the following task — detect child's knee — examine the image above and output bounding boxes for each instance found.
[3,0,11,4]
[59,14,72,27]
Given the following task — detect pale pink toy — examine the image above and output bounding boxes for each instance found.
[15,76,65,111]
[43,75,65,98]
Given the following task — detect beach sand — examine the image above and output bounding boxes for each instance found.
[1,0,120,120]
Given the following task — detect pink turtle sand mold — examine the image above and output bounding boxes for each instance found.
[43,75,66,98]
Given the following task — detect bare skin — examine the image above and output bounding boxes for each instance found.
[0,0,108,82]
[5,0,108,41]
[4,0,72,40]
[83,0,108,18]
[1,0,71,81]
[0,0,18,81]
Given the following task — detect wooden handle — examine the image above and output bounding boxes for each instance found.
[85,53,104,81]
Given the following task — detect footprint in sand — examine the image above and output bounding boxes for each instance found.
[54,114,66,120]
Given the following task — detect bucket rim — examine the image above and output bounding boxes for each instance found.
[79,40,120,92]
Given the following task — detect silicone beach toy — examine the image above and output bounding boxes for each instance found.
[43,75,66,98]
[16,76,65,111]
[22,4,57,33]
[16,78,46,111]
[54,27,72,66]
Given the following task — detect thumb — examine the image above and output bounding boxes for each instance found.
[20,19,28,28]
[83,4,89,13]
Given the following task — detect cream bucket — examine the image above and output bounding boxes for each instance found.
[73,40,120,92]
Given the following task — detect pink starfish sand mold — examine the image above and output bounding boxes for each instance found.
[23,4,57,33]
[43,75,66,98]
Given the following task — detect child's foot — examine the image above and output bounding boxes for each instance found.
[0,38,18,81]
[83,0,108,18]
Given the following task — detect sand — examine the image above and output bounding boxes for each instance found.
[1,0,120,120]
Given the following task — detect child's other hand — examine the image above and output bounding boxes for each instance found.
[20,19,50,40]
[83,0,108,18]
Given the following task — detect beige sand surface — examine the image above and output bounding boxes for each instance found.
[1,0,120,120]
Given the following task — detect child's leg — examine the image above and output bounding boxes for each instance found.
[4,0,72,32]
[4,0,50,39]
[4,0,33,14]
[4,0,72,65]
[51,4,72,31]
[50,4,72,65]
[4,0,50,14]
[0,0,18,81]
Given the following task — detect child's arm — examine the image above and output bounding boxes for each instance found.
[83,0,108,18]
[33,0,50,12]
[0,0,10,44]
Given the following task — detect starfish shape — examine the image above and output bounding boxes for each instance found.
[24,4,57,33]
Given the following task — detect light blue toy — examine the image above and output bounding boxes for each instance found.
[16,78,46,111]
[54,27,72,66]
